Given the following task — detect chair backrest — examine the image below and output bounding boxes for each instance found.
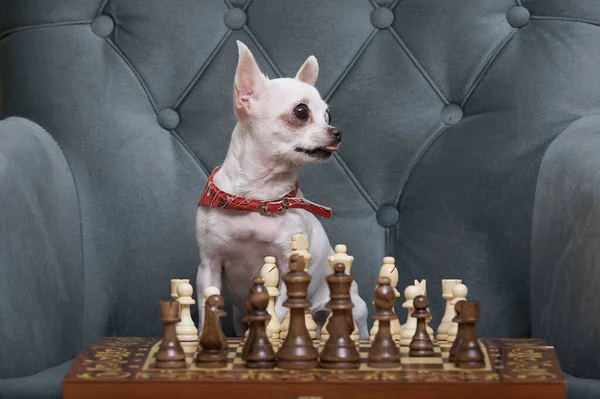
[2,0,600,349]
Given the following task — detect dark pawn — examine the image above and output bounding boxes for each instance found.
[276,254,319,369]
[368,276,401,368]
[409,295,435,357]
[320,263,360,369]
[449,301,465,363]
[245,277,276,369]
[156,300,187,369]
[195,295,228,368]
[455,301,485,369]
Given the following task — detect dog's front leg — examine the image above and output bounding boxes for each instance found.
[195,258,222,335]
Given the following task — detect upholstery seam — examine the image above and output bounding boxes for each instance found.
[368,0,378,9]
[104,39,208,178]
[105,38,159,113]
[242,0,253,11]
[174,30,233,109]
[515,0,523,6]
[461,30,517,109]
[530,15,600,28]
[332,152,379,212]
[170,129,210,178]
[0,20,91,41]
[391,0,402,10]
[95,0,111,16]
[242,26,283,77]
[393,124,450,207]
[223,0,233,9]
[324,29,378,102]
[387,26,449,105]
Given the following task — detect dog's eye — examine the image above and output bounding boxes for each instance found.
[325,109,331,124]
[293,104,310,121]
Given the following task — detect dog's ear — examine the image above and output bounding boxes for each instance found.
[295,55,319,86]
[234,41,268,117]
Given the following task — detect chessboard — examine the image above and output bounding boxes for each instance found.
[63,336,566,399]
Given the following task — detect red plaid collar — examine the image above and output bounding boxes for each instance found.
[198,167,332,218]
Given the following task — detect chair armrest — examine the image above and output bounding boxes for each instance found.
[0,117,82,378]
[531,114,600,380]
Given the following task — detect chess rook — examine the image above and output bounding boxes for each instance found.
[409,295,435,357]
[156,300,186,369]
[320,263,360,369]
[454,301,485,369]
[368,277,401,368]
[436,279,462,342]
[245,277,276,369]
[276,254,319,369]
[195,295,228,368]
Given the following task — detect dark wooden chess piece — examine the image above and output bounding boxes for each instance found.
[242,295,255,361]
[455,301,485,369]
[156,300,187,369]
[409,295,435,357]
[245,277,276,369]
[276,254,319,369]
[320,263,360,369]
[448,300,465,363]
[368,276,401,368]
[195,295,228,368]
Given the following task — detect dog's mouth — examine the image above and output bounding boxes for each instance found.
[295,145,339,158]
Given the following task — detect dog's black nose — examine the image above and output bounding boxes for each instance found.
[328,127,342,141]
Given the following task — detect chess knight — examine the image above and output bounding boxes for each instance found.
[194,41,369,338]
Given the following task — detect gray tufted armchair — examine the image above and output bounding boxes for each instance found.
[1,1,599,398]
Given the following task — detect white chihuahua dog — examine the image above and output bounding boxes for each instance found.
[195,41,368,338]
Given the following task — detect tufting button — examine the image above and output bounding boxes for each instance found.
[441,104,463,126]
[224,8,247,30]
[371,7,394,29]
[377,204,399,227]
[157,108,180,130]
[507,6,530,28]
[91,14,114,37]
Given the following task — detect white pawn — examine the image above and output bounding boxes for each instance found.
[400,285,422,346]
[200,286,221,336]
[436,279,462,342]
[369,257,402,342]
[260,256,280,340]
[414,279,434,341]
[322,244,359,343]
[175,281,199,343]
[446,283,468,344]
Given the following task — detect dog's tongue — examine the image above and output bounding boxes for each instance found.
[323,146,339,153]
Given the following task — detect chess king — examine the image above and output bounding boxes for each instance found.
[195,41,369,338]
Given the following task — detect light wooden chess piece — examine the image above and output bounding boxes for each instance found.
[175,281,199,346]
[200,286,221,336]
[322,244,359,343]
[414,279,434,341]
[280,234,317,340]
[369,257,402,342]
[170,279,186,301]
[260,256,280,341]
[446,283,468,345]
[400,285,421,346]
[436,279,462,342]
